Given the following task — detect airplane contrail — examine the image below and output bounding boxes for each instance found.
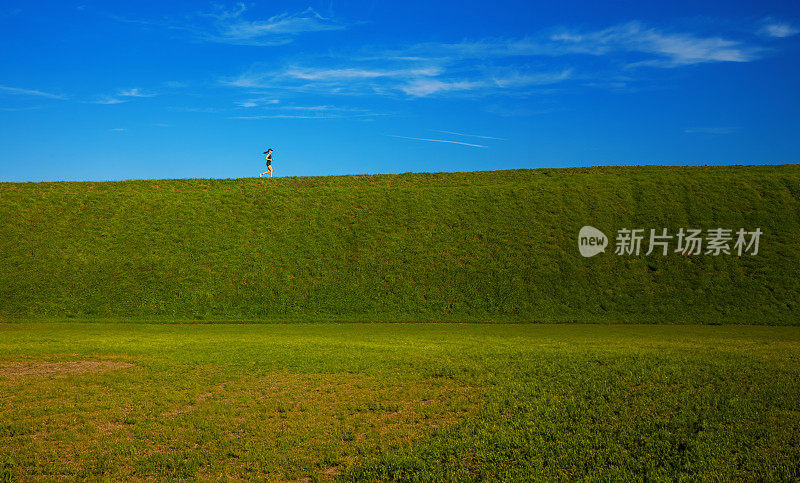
[432,130,506,140]
[386,134,488,148]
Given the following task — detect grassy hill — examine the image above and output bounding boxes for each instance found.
[1,165,799,324]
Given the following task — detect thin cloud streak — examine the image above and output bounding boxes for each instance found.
[386,135,488,148]
[0,85,66,99]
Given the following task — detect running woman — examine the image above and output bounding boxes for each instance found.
[259,148,274,177]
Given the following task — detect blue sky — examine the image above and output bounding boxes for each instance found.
[1,0,799,181]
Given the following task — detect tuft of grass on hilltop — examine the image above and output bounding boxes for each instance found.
[1,165,799,324]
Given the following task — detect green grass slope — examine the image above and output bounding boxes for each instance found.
[1,165,799,323]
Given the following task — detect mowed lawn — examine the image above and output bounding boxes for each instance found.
[1,323,799,481]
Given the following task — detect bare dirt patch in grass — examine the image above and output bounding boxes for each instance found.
[162,381,229,417]
[0,360,135,378]
[0,362,478,481]
[95,421,131,436]
[159,371,479,480]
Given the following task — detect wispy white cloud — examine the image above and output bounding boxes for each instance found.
[0,85,66,99]
[386,134,488,148]
[760,20,799,38]
[223,74,264,89]
[93,87,155,105]
[491,69,573,87]
[226,63,569,98]
[236,97,279,108]
[215,18,796,107]
[110,128,128,132]
[223,19,775,100]
[93,97,128,105]
[548,22,761,67]
[224,66,442,90]
[125,4,343,46]
[399,78,484,97]
[382,23,762,68]
[118,88,155,98]
[399,69,571,97]
[207,6,344,45]
[110,4,346,46]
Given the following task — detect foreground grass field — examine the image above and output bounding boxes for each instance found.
[1,323,799,480]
